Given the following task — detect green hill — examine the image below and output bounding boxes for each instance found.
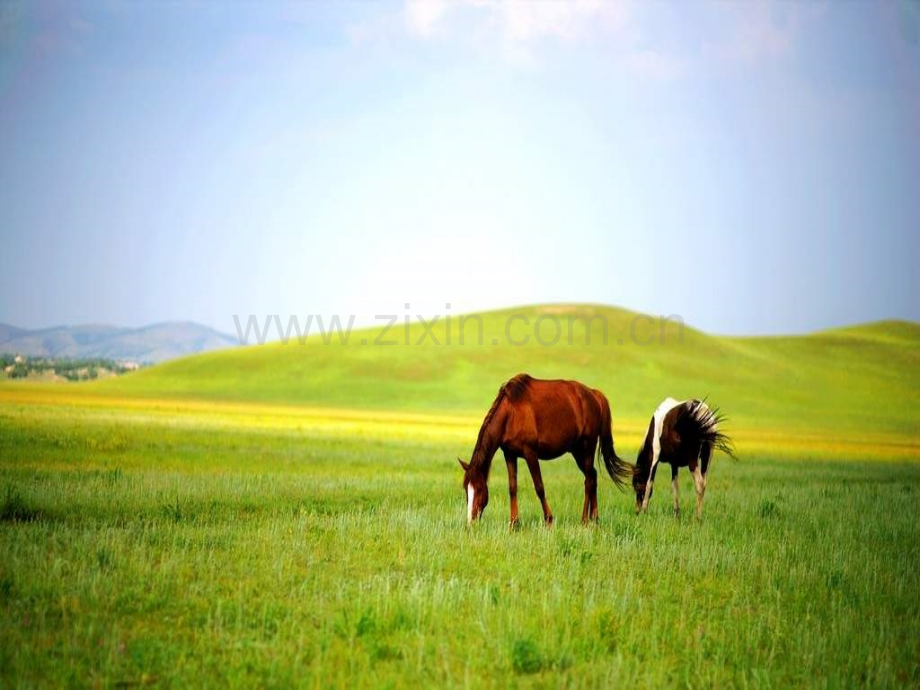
[86,304,919,439]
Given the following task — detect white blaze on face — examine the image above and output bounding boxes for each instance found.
[467,484,476,524]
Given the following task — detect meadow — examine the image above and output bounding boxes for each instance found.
[1,305,919,687]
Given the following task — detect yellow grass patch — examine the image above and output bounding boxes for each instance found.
[1,384,917,461]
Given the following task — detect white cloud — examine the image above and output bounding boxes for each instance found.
[392,0,819,78]
[403,0,628,44]
[405,0,452,38]
[499,0,628,43]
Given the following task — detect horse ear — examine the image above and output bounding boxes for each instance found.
[458,458,470,472]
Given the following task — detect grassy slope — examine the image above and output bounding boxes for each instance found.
[76,304,920,439]
[1,304,917,462]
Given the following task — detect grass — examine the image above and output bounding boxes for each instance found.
[1,390,919,687]
[1,304,918,686]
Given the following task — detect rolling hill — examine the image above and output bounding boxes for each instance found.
[81,304,919,442]
[0,321,237,363]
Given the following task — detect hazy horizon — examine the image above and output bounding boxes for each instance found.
[2,301,917,344]
[2,1,918,336]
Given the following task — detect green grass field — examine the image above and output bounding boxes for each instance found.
[1,305,919,687]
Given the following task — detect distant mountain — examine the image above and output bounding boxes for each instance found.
[0,324,26,343]
[0,322,238,363]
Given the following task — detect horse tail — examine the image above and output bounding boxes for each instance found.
[676,400,736,460]
[596,392,631,490]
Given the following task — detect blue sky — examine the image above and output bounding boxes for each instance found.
[1,0,918,335]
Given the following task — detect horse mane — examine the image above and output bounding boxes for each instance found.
[502,373,532,402]
[470,374,532,473]
[675,399,736,459]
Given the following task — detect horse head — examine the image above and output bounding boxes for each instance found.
[459,458,489,524]
[632,461,651,513]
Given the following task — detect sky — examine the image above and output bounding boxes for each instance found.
[0,0,918,336]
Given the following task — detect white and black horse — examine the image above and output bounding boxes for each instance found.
[633,398,734,518]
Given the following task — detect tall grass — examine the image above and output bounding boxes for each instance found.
[1,394,918,687]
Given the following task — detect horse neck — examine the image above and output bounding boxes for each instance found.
[635,432,653,479]
[470,436,498,479]
[470,410,502,479]
[634,450,649,478]
[635,416,658,478]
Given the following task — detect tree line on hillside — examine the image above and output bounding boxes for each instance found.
[0,354,143,381]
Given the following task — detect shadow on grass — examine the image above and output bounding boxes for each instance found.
[0,485,43,523]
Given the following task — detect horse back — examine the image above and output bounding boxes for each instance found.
[502,378,604,458]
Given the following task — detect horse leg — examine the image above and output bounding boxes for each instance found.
[701,441,713,476]
[586,454,599,523]
[505,454,519,529]
[640,458,659,513]
[524,452,554,526]
[574,452,598,525]
[694,442,712,520]
[671,464,680,518]
[574,455,589,524]
[689,457,706,520]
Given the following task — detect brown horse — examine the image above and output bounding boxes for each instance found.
[633,398,735,519]
[459,373,631,526]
